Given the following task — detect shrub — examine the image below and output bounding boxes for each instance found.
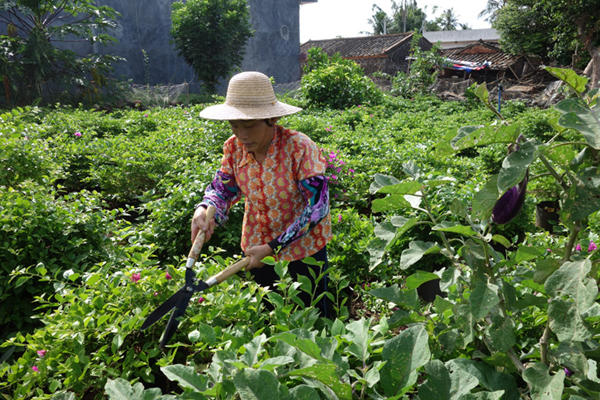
[301,47,383,109]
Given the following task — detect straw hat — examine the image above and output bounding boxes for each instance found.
[199,71,302,120]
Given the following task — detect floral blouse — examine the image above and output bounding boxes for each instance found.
[199,125,332,261]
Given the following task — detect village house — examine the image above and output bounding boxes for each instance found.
[300,32,433,77]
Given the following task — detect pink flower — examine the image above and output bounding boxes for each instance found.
[576,244,582,252]
[165,272,172,280]
[331,175,338,180]
[144,114,148,117]
[198,297,205,304]
[337,214,342,223]
[154,292,158,297]
[131,273,141,283]
[74,132,82,137]
[588,241,597,252]
[349,168,355,174]
[37,350,46,357]
[32,366,39,372]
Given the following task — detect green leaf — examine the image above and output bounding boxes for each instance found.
[105,378,145,400]
[491,234,511,248]
[545,259,597,309]
[418,360,478,400]
[376,181,423,195]
[369,174,401,194]
[233,369,289,400]
[368,284,420,310]
[472,175,500,220]
[562,167,600,221]
[241,334,267,367]
[372,194,411,213]
[452,123,520,151]
[343,318,374,362]
[470,282,500,320]
[556,100,600,149]
[497,140,539,192]
[522,363,564,399]
[448,359,520,400]
[400,241,441,270]
[14,276,30,288]
[548,298,593,342]
[287,385,320,400]
[405,270,440,290]
[515,245,546,262]
[287,364,351,399]
[545,66,589,95]
[380,325,430,397]
[486,315,516,352]
[432,222,477,237]
[161,364,208,392]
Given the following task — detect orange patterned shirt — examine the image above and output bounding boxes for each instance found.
[220,125,332,261]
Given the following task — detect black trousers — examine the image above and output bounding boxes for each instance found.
[250,246,331,318]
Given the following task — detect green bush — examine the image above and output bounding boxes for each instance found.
[0,181,131,340]
[301,48,383,109]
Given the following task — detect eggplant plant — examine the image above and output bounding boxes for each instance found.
[367,67,600,398]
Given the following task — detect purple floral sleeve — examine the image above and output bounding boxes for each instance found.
[198,170,242,225]
[268,175,330,250]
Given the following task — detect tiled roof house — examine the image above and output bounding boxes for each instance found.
[300,32,433,77]
[440,40,541,80]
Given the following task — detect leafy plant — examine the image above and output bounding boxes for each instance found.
[368,66,600,397]
[301,47,384,109]
[0,0,123,104]
[170,0,254,94]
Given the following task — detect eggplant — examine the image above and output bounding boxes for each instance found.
[492,135,529,225]
[491,172,528,224]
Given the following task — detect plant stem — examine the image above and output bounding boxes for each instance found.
[538,154,569,192]
[540,319,552,365]
[564,223,582,262]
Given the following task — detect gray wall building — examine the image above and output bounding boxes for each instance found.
[2,0,309,92]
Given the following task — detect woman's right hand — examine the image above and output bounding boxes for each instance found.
[191,206,216,244]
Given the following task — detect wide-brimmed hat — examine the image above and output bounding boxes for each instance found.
[199,71,302,120]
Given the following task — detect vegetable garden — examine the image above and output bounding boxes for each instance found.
[1,66,599,399]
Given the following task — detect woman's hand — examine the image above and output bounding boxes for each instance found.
[245,244,274,270]
[191,206,216,244]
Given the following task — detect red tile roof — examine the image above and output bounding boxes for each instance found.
[441,41,524,70]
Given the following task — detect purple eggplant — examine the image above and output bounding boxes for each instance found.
[492,172,528,224]
[492,134,528,225]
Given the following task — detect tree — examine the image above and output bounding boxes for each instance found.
[0,0,122,105]
[368,4,393,35]
[437,8,460,31]
[494,0,600,86]
[479,0,506,23]
[390,0,427,33]
[170,0,253,95]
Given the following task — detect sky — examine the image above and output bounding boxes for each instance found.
[299,0,492,43]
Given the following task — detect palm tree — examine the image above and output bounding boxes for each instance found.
[438,8,459,31]
[368,4,393,35]
[479,0,506,23]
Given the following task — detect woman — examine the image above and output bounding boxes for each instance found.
[192,71,332,317]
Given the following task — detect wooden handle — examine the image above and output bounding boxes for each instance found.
[187,205,216,261]
[207,257,250,287]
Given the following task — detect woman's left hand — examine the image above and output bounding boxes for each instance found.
[245,244,274,270]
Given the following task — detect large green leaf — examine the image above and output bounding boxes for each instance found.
[447,359,520,400]
[369,174,401,194]
[405,270,440,290]
[522,363,564,400]
[548,298,593,342]
[452,123,520,151]
[372,194,411,213]
[288,385,320,400]
[400,241,441,270]
[486,315,516,352]
[287,364,352,399]
[497,140,540,192]
[241,334,267,367]
[418,360,478,400]
[376,180,423,195]
[105,378,169,400]
[562,167,600,221]
[161,365,209,392]
[343,319,375,362]
[472,175,500,220]
[545,259,597,309]
[432,222,477,237]
[380,325,430,397]
[556,99,600,149]
[545,66,589,95]
[233,369,289,400]
[369,284,420,310]
[470,282,500,320]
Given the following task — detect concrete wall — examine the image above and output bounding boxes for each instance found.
[1,0,303,92]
